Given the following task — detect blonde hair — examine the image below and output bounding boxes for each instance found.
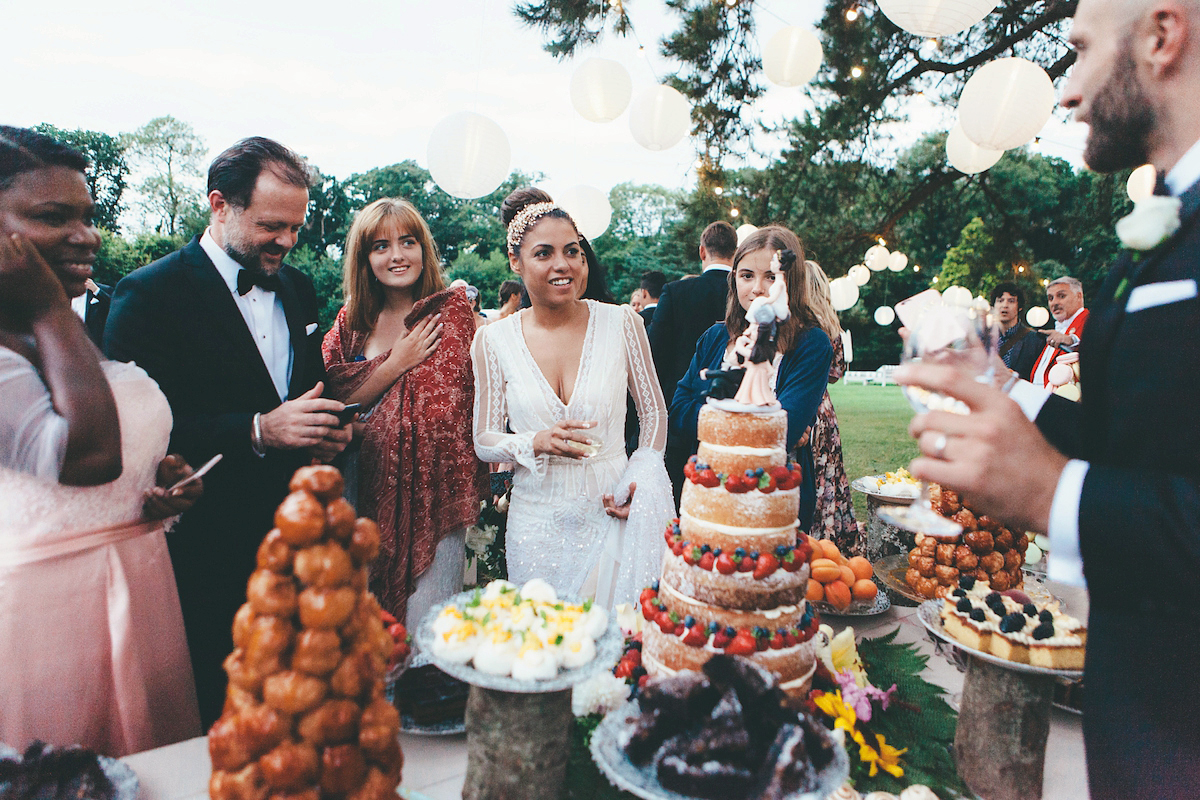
[804,260,843,339]
[342,198,445,333]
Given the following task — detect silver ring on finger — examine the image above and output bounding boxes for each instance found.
[931,432,948,460]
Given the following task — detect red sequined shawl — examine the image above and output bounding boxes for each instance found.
[322,287,487,620]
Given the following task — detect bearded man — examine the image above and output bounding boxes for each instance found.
[104,137,352,726]
[895,0,1200,794]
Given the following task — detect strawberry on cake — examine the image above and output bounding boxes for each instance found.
[641,405,820,695]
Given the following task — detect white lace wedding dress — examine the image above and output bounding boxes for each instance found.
[0,350,200,756]
[471,301,675,610]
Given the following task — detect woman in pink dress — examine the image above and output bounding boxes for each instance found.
[322,198,486,632]
[0,126,201,756]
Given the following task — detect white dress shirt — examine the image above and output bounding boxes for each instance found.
[1013,135,1200,587]
[703,261,732,273]
[200,229,292,401]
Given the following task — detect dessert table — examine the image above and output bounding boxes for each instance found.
[120,580,1091,800]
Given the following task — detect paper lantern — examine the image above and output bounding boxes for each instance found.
[829,276,860,311]
[628,85,691,151]
[941,285,973,308]
[946,122,1004,174]
[1026,306,1050,327]
[874,305,897,326]
[958,58,1055,150]
[865,244,890,271]
[887,251,909,272]
[555,185,613,240]
[763,27,823,88]
[427,112,511,199]
[736,223,759,244]
[1127,163,1157,203]
[877,0,999,36]
[570,58,633,123]
[848,264,871,285]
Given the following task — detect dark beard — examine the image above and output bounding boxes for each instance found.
[1083,43,1155,173]
[223,240,285,276]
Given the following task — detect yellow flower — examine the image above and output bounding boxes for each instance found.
[850,728,907,778]
[812,690,857,733]
[818,626,869,687]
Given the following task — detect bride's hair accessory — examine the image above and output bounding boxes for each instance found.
[506,202,572,255]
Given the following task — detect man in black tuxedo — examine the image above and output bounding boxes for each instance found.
[899,0,1200,793]
[70,278,110,345]
[104,137,351,726]
[649,222,737,502]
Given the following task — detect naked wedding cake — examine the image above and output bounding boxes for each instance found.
[640,405,821,695]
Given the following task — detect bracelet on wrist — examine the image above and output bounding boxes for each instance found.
[252,412,266,457]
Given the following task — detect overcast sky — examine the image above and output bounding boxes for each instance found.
[7,0,1087,221]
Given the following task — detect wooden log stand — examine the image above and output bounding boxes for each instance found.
[954,655,1055,800]
[462,684,574,800]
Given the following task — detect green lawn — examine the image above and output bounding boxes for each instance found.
[827,382,921,525]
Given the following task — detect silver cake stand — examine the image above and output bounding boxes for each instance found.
[415,590,624,800]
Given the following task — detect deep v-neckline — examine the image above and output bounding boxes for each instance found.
[514,300,596,411]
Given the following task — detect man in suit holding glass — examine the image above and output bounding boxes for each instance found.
[896,0,1200,794]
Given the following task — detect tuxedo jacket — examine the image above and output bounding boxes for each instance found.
[103,236,327,725]
[1034,186,1200,798]
[999,323,1044,382]
[82,283,111,346]
[648,269,730,402]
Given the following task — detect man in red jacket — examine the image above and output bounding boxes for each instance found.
[1029,276,1089,385]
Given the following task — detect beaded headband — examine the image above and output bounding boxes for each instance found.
[506,202,574,255]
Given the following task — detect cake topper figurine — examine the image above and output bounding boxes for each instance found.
[711,248,791,410]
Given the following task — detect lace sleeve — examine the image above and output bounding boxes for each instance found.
[623,307,667,452]
[470,326,543,475]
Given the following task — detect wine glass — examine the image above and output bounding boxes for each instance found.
[878,295,999,539]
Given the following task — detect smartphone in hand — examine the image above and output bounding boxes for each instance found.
[333,403,361,426]
[167,454,223,492]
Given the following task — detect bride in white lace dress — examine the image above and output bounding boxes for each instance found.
[471,200,675,609]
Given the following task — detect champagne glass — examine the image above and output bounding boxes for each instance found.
[879,295,999,539]
[566,403,603,458]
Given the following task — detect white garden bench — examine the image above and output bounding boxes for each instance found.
[842,366,901,386]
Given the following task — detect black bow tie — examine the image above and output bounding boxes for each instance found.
[237,268,282,296]
[1154,171,1171,197]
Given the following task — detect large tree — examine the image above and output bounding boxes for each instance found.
[123,116,206,236]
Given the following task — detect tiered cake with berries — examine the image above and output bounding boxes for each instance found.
[640,405,820,695]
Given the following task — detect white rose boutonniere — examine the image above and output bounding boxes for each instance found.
[1116,195,1182,251]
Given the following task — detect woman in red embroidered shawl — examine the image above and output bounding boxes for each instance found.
[322,198,486,631]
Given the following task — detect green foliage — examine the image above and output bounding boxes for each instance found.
[514,0,632,59]
[851,629,972,798]
[93,230,187,286]
[448,250,513,311]
[288,245,345,334]
[123,115,206,236]
[32,123,129,232]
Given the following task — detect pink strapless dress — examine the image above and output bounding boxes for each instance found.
[0,358,200,757]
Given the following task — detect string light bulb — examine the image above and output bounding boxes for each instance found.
[730,208,740,218]
[845,5,860,21]
[851,66,864,78]
[714,186,724,195]
[913,265,921,272]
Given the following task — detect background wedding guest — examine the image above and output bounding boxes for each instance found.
[104,136,351,726]
[803,260,862,554]
[322,198,485,633]
[496,278,523,320]
[1029,276,1088,385]
[670,226,832,532]
[70,277,110,346]
[0,126,201,755]
[649,220,737,504]
[473,193,674,609]
[991,281,1045,381]
[898,0,1200,791]
[638,269,666,327]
